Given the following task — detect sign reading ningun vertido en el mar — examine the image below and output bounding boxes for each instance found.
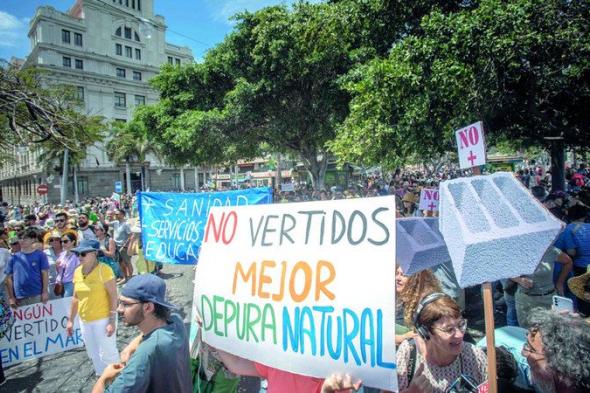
[195,196,398,391]
[0,298,83,366]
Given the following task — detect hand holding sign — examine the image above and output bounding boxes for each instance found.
[455,121,486,169]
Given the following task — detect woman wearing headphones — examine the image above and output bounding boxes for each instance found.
[393,293,487,393]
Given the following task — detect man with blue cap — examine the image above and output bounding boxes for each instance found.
[92,274,191,393]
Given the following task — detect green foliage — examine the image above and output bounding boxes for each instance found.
[331,0,590,166]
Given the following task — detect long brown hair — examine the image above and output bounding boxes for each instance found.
[398,267,442,327]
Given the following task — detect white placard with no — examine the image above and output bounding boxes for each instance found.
[195,197,398,391]
[419,188,439,211]
[455,121,486,169]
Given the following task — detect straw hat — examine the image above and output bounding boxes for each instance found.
[568,268,590,301]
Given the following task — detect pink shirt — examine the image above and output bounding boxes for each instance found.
[255,363,323,393]
[55,251,80,284]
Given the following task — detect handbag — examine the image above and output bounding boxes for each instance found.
[54,262,65,296]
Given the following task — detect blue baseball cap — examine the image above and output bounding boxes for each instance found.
[72,239,100,254]
[121,274,177,309]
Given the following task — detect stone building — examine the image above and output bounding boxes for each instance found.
[0,0,193,204]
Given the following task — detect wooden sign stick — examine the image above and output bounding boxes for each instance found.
[482,282,498,393]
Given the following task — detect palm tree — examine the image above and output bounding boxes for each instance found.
[106,120,162,193]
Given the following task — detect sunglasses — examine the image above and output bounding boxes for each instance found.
[74,251,94,257]
[61,239,72,244]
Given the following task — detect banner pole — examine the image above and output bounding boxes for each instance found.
[482,282,497,393]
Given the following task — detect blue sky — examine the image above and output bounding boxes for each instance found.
[0,0,310,62]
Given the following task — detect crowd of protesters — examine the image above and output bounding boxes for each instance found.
[0,162,589,392]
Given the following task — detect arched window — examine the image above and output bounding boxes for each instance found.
[115,27,122,36]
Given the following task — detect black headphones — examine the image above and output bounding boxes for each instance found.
[413,292,449,340]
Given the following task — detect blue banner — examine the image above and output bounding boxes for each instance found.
[138,188,272,264]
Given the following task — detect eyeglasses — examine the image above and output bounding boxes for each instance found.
[433,319,468,336]
[61,239,71,244]
[118,300,144,308]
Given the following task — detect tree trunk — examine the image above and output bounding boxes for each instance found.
[180,167,185,191]
[140,165,145,191]
[73,166,79,204]
[125,160,132,194]
[302,150,328,191]
[60,149,69,205]
[550,140,565,193]
[194,167,199,191]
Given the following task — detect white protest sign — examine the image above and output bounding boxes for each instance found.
[455,121,486,169]
[419,188,439,211]
[281,182,295,192]
[0,298,83,366]
[195,197,398,391]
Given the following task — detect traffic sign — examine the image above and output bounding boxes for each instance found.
[37,184,49,195]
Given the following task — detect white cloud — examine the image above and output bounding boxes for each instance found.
[0,11,28,49]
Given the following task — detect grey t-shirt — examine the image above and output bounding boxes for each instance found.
[106,314,192,393]
[112,220,131,248]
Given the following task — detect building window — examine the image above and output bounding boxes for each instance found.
[62,29,70,43]
[132,0,136,9]
[167,56,173,64]
[125,46,132,58]
[116,43,122,55]
[115,27,122,37]
[63,56,71,67]
[114,92,126,108]
[76,86,85,101]
[124,27,132,39]
[126,0,129,6]
[175,58,181,66]
[138,0,141,11]
[75,59,83,69]
[133,71,142,81]
[116,68,126,78]
[74,33,83,46]
[135,48,141,60]
[134,95,145,106]
[134,32,140,42]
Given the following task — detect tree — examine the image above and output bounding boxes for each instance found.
[1,63,104,202]
[135,3,356,190]
[105,119,164,192]
[331,0,590,190]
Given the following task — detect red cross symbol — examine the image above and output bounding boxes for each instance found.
[428,202,437,210]
[468,151,477,166]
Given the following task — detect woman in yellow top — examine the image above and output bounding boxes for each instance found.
[66,239,119,376]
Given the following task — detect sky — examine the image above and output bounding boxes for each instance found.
[0,0,311,62]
